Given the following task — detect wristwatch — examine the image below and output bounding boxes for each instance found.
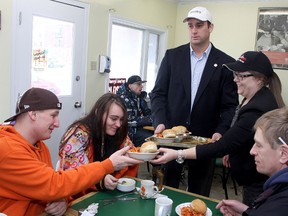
[176,150,185,164]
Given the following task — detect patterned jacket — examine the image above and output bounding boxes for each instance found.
[117,83,152,138]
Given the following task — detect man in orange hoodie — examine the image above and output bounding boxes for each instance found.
[0,87,143,216]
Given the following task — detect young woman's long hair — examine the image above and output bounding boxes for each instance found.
[71,93,128,161]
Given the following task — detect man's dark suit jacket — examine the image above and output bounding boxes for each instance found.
[151,43,238,138]
[150,43,239,196]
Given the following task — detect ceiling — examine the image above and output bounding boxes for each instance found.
[169,0,284,3]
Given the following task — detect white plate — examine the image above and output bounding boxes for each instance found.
[127,151,158,161]
[146,135,176,144]
[190,136,211,144]
[175,202,212,216]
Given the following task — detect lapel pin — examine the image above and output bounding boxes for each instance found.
[214,64,218,67]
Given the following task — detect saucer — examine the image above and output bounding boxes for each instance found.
[135,187,166,199]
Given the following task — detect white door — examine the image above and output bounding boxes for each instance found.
[12,0,89,166]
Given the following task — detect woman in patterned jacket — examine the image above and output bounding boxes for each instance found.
[58,93,138,201]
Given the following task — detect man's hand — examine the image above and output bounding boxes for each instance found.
[222,155,231,168]
[216,199,248,216]
[154,124,165,134]
[211,132,222,142]
[104,174,118,190]
[45,199,68,216]
[109,146,144,171]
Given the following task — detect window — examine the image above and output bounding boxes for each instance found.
[108,17,166,93]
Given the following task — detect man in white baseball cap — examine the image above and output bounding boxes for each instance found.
[150,6,238,197]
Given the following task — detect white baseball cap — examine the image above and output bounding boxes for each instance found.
[183,6,212,23]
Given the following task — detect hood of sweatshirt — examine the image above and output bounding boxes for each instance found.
[264,167,288,190]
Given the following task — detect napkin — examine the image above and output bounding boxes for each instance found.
[80,203,99,216]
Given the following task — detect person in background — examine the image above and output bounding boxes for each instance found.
[117,75,153,147]
[0,88,142,216]
[151,51,285,205]
[216,107,288,216]
[150,6,238,196]
[59,93,139,201]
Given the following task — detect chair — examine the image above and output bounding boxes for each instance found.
[214,158,238,199]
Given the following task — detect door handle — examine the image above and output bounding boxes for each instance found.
[74,101,82,108]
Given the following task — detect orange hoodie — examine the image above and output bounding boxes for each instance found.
[0,125,114,216]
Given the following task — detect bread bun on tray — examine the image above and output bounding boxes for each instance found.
[140,141,157,153]
[162,129,176,138]
[172,126,188,135]
[190,199,207,215]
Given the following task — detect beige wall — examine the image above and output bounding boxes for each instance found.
[82,0,177,111]
[0,1,13,122]
[0,0,287,122]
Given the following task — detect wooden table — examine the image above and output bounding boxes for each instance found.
[65,178,221,216]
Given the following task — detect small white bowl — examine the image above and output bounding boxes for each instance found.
[127,152,158,161]
[117,178,136,192]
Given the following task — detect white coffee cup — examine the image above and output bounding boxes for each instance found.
[140,180,159,198]
[154,197,173,216]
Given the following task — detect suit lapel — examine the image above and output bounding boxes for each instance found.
[181,44,192,107]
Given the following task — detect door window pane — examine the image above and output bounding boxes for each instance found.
[31,16,74,96]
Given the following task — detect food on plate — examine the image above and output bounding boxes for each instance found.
[140,141,157,153]
[191,199,207,215]
[155,126,189,139]
[162,129,177,138]
[172,126,188,135]
[180,206,193,216]
[128,141,157,153]
[128,146,140,152]
[180,199,207,216]
[156,133,163,138]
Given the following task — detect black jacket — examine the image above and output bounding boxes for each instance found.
[196,87,279,185]
[244,167,288,216]
[151,43,238,138]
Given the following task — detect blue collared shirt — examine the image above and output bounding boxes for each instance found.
[190,43,212,110]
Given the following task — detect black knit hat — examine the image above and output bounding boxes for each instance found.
[4,87,62,122]
[127,75,147,85]
[223,51,273,77]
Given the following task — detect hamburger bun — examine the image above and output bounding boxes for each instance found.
[190,199,207,215]
[140,141,157,153]
[172,126,188,135]
[162,129,176,138]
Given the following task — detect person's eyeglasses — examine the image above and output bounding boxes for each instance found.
[232,71,254,81]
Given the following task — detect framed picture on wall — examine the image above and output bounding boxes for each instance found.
[255,7,288,70]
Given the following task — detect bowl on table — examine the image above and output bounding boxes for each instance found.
[117,178,136,192]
